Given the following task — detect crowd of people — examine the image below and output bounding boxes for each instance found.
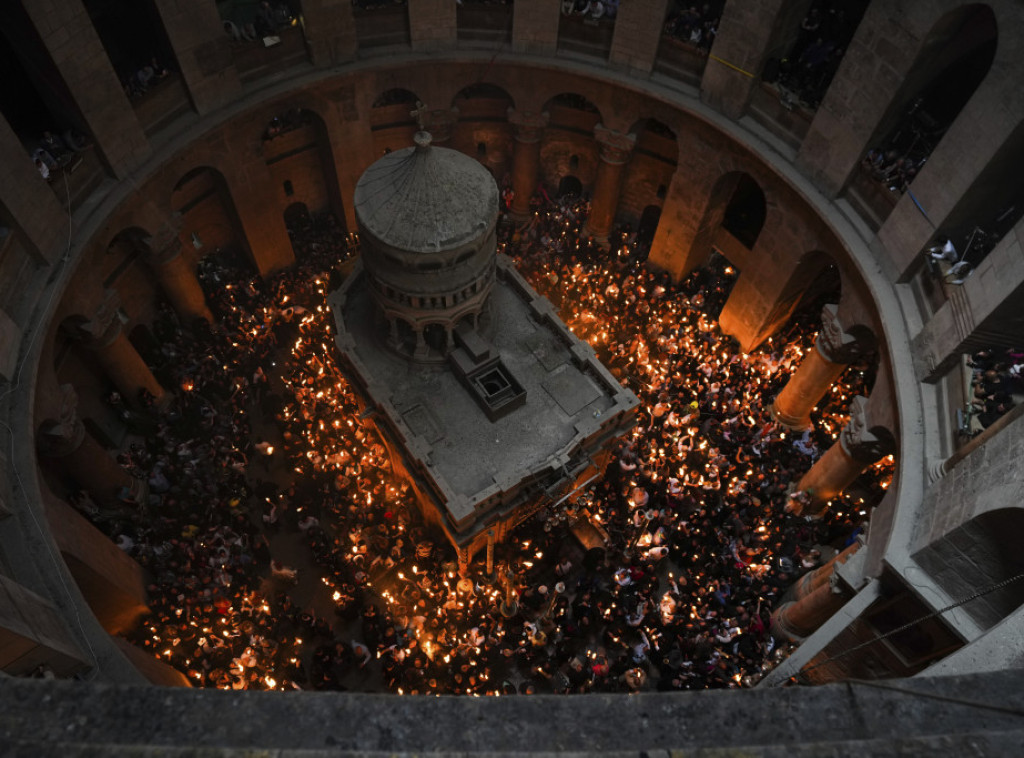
[561,0,619,21]
[74,189,892,695]
[30,129,90,183]
[773,1,865,111]
[662,2,723,50]
[968,348,1024,431]
[122,56,171,100]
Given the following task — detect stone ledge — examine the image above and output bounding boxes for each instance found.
[2,670,1023,754]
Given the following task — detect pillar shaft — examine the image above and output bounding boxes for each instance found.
[151,0,241,113]
[795,396,893,515]
[771,577,848,642]
[300,0,358,67]
[148,236,213,324]
[773,304,874,429]
[796,438,867,513]
[39,418,132,505]
[584,126,636,242]
[507,109,549,217]
[91,324,166,406]
[772,339,847,429]
[0,113,66,264]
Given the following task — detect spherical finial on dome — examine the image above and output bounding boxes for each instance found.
[414,131,432,149]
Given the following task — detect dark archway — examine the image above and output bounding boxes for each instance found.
[172,166,255,273]
[637,205,662,248]
[722,174,767,250]
[558,175,583,198]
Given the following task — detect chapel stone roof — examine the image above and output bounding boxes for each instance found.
[354,131,499,254]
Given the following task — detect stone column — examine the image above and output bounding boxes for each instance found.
[72,291,166,407]
[771,304,875,430]
[300,0,358,67]
[507,108,549,218]
[145,222,214,325]
[699,0,786,120]
[791,542,860,602]
[36,385,142,506]
[794,396,895,516]
[512,0,560,55]
[771,574,850,642]
[151,0,241,113]
[409,0,456,52]
[609,0,671,75]
[0,113,66,264]
[584,125,636,243]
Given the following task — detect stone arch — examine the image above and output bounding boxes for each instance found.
[843,5,997,220]
[370,88,421,154]
[620,118,678,241]
[171,165,254,272]
[914,507,1024,631]
[542,92,603,128]
[756,251,843,349]
[263,106,345,222]
[451,83,515,176]
[540,93,603,196]
[722,174,768,250]
[423,322,447,354]
[105,227,149,257]
[689,172,767,270]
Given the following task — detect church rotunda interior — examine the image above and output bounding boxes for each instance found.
[2,0,1024,751]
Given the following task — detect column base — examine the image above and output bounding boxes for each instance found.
[769,400,813,431]
[770,601,807,643]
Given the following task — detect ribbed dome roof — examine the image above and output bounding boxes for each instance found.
[354,132,499,253]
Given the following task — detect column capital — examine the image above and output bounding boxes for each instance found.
[839,396,895,463]
[411,102,459,143]
[507,108,549,143]
[817,303,875,363]
[80,289,125,348]
[594,124,637,165]
[37,384,85,457]
[145,214,184,265]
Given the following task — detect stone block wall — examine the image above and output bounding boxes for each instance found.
[152,0,241,114]
[512,0,559,55]
[409,0,457,51]
[609,0,671,74]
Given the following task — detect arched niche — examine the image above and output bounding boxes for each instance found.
[620,118,678,237]
[540,93,603,196]
[370,88,421,154]
[451,83,515,176]
[262,108,341,221]
[171,166,254,273]
[720,173,768,251]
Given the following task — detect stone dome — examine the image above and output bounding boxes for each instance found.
[354,131,499,254]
